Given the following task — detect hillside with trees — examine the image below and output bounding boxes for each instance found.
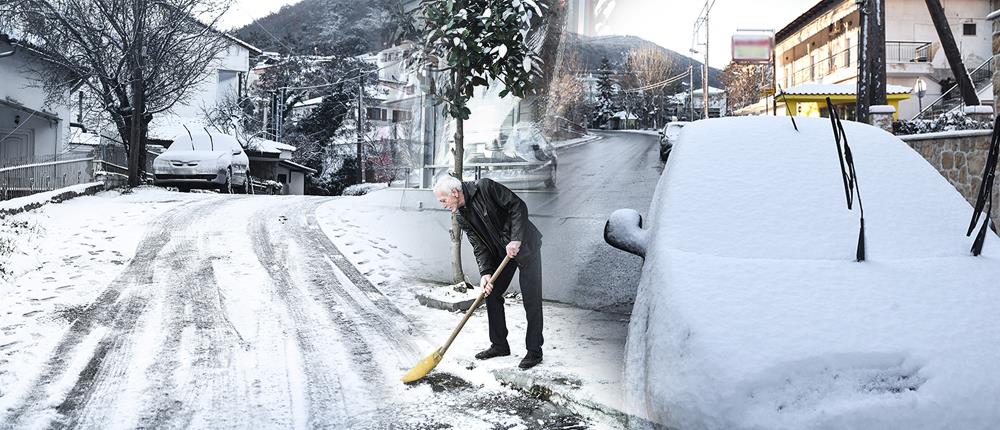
[563,33,723,89]
[231,0,411,56]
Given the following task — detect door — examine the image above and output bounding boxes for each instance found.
[0,129,35,167]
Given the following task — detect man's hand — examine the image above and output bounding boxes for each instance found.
[480,274,494,296]
[506,241,522,258]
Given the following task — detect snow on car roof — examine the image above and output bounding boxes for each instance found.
[630,116,1000,428]
[654,116,998,260]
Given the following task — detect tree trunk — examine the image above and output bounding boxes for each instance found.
[925,0,981,106]
[127,0,145,188]
[451,71,466,285]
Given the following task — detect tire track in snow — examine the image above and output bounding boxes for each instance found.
[2,198,224,428]
[250,204,367,425]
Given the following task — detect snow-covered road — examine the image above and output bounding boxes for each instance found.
[0,190,586,429]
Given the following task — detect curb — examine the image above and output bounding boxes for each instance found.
[0,182,108,217]
[553,134,603,150]
[492,368,662,429]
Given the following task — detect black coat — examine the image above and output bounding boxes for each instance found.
[456,178,543,276]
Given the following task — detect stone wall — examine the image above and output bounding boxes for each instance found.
[901,129,1000,226]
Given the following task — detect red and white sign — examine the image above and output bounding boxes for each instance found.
[732,33,773,63]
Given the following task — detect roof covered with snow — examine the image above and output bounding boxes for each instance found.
[780,83,913,96]
[250,139,297,154]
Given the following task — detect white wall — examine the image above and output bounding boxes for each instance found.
[887,0,992,67]
[0,44,72,163]
[148,42,253,137]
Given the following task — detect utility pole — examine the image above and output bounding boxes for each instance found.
[703,17,710,119]
[868,0,886,108]
[127,0,145,188]
[357,73,365,183]
[692,0,716,120]
[688,64,694,120]
[856,0,871,123]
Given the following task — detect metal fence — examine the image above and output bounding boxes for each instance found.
[886,41,933,63]
[0,158,95,201]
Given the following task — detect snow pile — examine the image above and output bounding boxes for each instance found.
[625,116,1000,429]
[894,110,993,135]
[342,183,388,196]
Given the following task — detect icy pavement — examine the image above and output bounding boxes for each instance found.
[316,192,630,427]
[0,187,593,429]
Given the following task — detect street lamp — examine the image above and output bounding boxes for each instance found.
[915,77,927,112]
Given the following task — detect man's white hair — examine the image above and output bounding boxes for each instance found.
[434,175,463,194]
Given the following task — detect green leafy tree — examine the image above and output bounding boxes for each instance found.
[416,0,549,283]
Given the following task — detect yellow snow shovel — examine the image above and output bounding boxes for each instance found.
[401,255,512,383]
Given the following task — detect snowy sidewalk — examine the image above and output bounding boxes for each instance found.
[315,190,633,427]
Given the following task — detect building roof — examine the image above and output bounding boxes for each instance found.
[776,0,841,44]
[779,83,913,96]
[250,139,297,154]
[222,33,262,56]
[279,159,317,174]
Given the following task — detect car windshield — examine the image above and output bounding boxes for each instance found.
[166,134,227,152]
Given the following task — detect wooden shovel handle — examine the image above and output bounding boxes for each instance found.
[441,255,512,353]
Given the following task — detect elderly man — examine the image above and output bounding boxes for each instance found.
[433,175,545,369]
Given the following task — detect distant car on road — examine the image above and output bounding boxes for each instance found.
[153,132,250,193]
[658,121,687,161]
[605,116,1000,429]
[455,124,558,190]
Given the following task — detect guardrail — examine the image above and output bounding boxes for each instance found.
[0,158,95,201]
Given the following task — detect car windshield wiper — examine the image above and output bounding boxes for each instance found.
[967,116,1000,256]
[778,85,798,132]
[826,97,865,262]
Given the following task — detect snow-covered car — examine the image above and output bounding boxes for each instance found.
[461,124,557,190]
[657,121,687,161]
[605,116,1000,429]
[152,132,250,193]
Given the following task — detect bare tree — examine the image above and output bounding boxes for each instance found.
[0,0,232,186]
[720,61,772,113]
[543,41,587,139]
[622,45,675,128]
[201,85,264,150]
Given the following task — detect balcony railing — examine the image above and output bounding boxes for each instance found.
[791,46,853,87]
[787,41,933,87]
[886,41,933,63]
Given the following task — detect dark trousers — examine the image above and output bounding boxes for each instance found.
[486,249,544,355]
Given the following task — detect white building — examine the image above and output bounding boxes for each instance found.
[144,34,262,144]
[0,34,74,167]
[749,0,992,120]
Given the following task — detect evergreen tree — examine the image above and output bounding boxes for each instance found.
[594,57,618,127]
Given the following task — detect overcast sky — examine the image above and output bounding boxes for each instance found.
[597,0,819,68]
[222,0,820,68]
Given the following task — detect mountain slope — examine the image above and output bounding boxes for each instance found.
[565,33,723,89]
[231,0,403,56]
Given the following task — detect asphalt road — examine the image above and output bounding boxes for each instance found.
[395,131,663,314]
[530,131,662,314]
[2,196,584,429]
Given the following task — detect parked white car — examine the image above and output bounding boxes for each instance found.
[605,116,1000,429]
[658,121,687,162]
[153,132,250,193]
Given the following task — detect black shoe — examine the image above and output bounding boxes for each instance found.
[475,346,511,360]
[518,353,543,369]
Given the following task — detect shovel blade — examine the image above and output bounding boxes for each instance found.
[401,348,444,383]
